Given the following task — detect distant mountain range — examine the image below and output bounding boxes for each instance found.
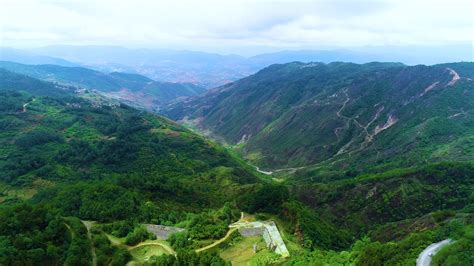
[0,47,77,66]
[0,68,76,98]
[2,45,472,88]
[164,62,474,174]
[0,61,205,110]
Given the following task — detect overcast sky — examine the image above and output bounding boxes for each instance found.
[0,0,472,54]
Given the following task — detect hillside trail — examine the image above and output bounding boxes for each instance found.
[334,90,384,156]
[195,212,245,253]
[334,90,364,155]
[22,98,35,113]
[446,68,460,86]
[195,228,238,253]
[255,166,273,175]
[255,166,306,175]
[335,90,352,123]
[258,89,383,174]
[273,166,306,173]
[82,221,97,266]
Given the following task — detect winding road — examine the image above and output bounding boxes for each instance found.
[416,239,453,266]
[255,166,306,175]
[195,228,238,253]
[196,212,245,253]
[255,166,273,175]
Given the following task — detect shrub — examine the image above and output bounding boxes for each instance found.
[124,225,155,246]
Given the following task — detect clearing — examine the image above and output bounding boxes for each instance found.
[220,236,265,266]
[128,240,175,263]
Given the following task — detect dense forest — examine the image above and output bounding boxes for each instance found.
[0,67,472,265]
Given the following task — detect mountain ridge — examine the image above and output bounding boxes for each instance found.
[0,61,205,110]
[163,61,474,173]
[5,45,471,87]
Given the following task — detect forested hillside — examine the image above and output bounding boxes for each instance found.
[0,92,258,213]
[164,62,474,173]
[1,64,472,265]
[0,61,205,110]
[0,68,75,97]
[0,73,262,264]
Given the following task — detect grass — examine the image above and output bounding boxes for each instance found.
[105,231,175,263]
[272,177,286,183]
[218,214,300,266]
[106,233,127,246]
[220,236,265,266]
[129,244,170,262]
[0,179,54,203]
[128,240,175,264]
[82,220,96,231]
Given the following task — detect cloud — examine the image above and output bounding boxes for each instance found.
[0,0,472,52]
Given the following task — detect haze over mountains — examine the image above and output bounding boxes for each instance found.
[2,44,472,87]
[0,60,205,110]
[0,47,77,67]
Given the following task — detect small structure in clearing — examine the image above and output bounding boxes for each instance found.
[144,224,185,240]
[229,220,290,258]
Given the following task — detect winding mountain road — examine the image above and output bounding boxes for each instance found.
[255,166,273,175]
[196,212,245,253]
[416,239,453,266]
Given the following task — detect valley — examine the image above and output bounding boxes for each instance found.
[0,59,472,266]
[1,1,473,265]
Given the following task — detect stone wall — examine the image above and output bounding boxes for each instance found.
[239,226,265,237]
[144,224,185,240]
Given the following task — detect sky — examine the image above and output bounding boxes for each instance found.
[0,0,473,55]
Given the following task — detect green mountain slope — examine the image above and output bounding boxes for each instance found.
[0,61,205,110]
[0,72,261,264]
[0,68,75,97]
[0,71,258,216]
[294,162,474,234]
[164,62,474,172]
[1,63,472,265]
